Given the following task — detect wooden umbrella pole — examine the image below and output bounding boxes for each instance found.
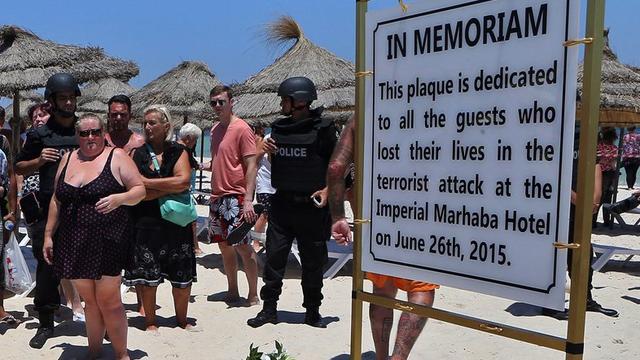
[10,90,21,160]
[199,129,205,192]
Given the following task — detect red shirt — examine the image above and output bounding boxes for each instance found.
[210,118,256,198]
[597,143,618,172]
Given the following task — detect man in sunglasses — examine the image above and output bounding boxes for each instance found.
[105,94,144,154]
[15,73,81,349]
[207,85,260,306]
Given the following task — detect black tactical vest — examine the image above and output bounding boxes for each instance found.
[271,115,333,193]
[35,121,78,198]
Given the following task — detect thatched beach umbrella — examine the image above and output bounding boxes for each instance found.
[233,16,355,126]
[0,25,139,152]
[78,77,135,115]
[577,29,640,126]
[0,26,139,94]
[130,61,221,128]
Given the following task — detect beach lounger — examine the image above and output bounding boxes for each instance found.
[193,190,211,205]
[610,207,640,227]
[323,241,353,279]
[195,215,209,238]
[290,229,354,279]
[591,243,640,271]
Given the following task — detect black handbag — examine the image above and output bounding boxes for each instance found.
[19,192,43,225]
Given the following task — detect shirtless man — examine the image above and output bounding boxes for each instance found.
[105,95,144,153]
[327,117,436,360]
[105,95,145,316]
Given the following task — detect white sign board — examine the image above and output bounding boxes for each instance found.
[363,0,580,310]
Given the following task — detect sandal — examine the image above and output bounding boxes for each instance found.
[226,204,265,246]
[0,314,20,326]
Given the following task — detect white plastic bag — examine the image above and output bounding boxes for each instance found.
[3,233,33,294]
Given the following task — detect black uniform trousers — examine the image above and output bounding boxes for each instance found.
[261,192,331,309]
[29,218,60,327]
[594,170,617,225]
[566,219,594,301]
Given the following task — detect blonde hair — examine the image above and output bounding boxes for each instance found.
[143,104,173,141]
[75,113,104,131]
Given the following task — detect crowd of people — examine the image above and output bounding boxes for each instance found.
[0,71,631,359]
[591,126,640,227]
[0,73,363,359]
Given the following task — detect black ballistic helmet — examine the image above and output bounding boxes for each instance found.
[277,76,317,102]
[44,73,81,99]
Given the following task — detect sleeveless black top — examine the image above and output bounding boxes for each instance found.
[53,149,132,279]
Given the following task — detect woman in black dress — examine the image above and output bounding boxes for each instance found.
[43,114,145,360]
[123,105,196,332]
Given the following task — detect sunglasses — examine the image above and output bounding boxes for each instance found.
[210,99,227,107]
[78,128,103,137]
[108,112,130,119]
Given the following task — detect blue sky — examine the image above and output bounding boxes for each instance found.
[1,0,638,92]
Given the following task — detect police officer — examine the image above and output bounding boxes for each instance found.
[248,77,337,328]
[15,73,80,348]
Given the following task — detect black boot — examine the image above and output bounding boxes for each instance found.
[586,299,619,317]
[304,308,326,328]
[29,327,54,349]
[247,304,277,328]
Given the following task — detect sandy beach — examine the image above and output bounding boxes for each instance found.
[2,190,639,359]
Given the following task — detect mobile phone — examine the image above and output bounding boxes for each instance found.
[312,196,322,207]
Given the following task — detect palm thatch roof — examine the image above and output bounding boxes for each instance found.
[577,29,640,126]
[233,16,355,126]
[0,25,139,95]
[130,61,221,128]
[78,77,135,114]
[4,90,43,123]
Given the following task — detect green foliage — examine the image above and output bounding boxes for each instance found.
[246,341,294,360]
[246,343,263,360]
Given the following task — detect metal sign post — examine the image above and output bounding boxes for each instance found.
[350,1,605,359]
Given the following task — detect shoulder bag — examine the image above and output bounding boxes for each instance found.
[146,144,197,227]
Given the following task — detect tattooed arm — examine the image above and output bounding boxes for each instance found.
[327,117,355,244]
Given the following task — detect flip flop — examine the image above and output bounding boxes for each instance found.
[226,203,265,246]
[0,314,20,326]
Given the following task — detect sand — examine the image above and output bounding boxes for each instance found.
[1,190,639,359]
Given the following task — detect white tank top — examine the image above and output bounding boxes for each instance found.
[256,134,276,194]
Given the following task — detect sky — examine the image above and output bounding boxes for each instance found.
[1,0,638,101]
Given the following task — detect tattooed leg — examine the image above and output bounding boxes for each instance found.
[371,279,398,360]
[391,290,435,360]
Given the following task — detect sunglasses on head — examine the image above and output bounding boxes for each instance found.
[210,99,227,107]
[78,128,103,137]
